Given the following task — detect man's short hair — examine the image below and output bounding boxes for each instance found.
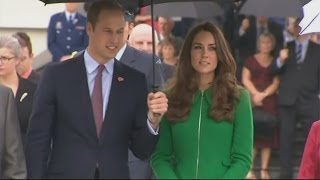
[87,0,125,28]
[13,32,33,55]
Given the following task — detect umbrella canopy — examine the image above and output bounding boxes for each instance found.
[299,0,320,34]
[40,0,216,6]
[38,0,221,90]
[239,0,302,18]
[143,1,223,18]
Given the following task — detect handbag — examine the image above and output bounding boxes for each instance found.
[252,107,278,140]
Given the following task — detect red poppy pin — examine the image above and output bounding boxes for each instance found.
[117,76,124,82]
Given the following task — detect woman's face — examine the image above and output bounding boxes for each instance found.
[258,36,274,54]
[162,44,175,60]
[0,47,18,76]
[191,31,218,77]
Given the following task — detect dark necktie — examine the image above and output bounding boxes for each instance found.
[68,15,73,24]
[92,64,105,137]
[296,43,303,64]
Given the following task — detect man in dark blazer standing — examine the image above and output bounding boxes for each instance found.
[273,19,320,179]
[26,1,168,179]
[115,18,174,179]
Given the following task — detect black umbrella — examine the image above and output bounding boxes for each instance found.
[40,0,216,6]
[143,1,224,18]
[239,0,302,18]
[39,0,221,90]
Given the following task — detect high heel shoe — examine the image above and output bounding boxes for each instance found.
[260,169,270,179]
[246,170,256,179]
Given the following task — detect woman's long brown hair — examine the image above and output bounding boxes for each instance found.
[165,22,241,123]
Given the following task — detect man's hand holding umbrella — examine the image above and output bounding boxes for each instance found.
[147,91,168,130]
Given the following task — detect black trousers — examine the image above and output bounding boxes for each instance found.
[94,168,99,179]
[279,98,319,178]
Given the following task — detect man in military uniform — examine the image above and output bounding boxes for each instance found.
[47,3,88,62]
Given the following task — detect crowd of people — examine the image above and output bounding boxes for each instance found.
[0,0,319,179]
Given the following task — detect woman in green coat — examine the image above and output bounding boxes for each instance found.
[151,22,253,179]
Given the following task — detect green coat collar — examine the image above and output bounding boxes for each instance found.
[194,88,212,105]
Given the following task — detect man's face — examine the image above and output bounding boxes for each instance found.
[257,16,268,25]
[130,31,153,54]
[293,21,302,37]
[65,3,80,13]
[87,9,126,62]
[158,17,173,36]
[16,47,33,76]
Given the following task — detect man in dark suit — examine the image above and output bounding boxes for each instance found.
[26,1,168,179]
[273,19,320,179]
[125,23,175,90]
[117,40,173,92]
[115,18,174,179]
[47,3,88,62]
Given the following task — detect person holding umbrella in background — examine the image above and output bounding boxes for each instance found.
[274,17,320,179]
[296,1,320,178]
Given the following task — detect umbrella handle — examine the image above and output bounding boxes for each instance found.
[152,84,159,92]
[152,84,161,117]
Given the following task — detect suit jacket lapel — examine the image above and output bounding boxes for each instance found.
[120,46,138,68]
[73,54,99,141]
[304,41,315,64]
[100,60,125,141]
[16,77,27,104]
